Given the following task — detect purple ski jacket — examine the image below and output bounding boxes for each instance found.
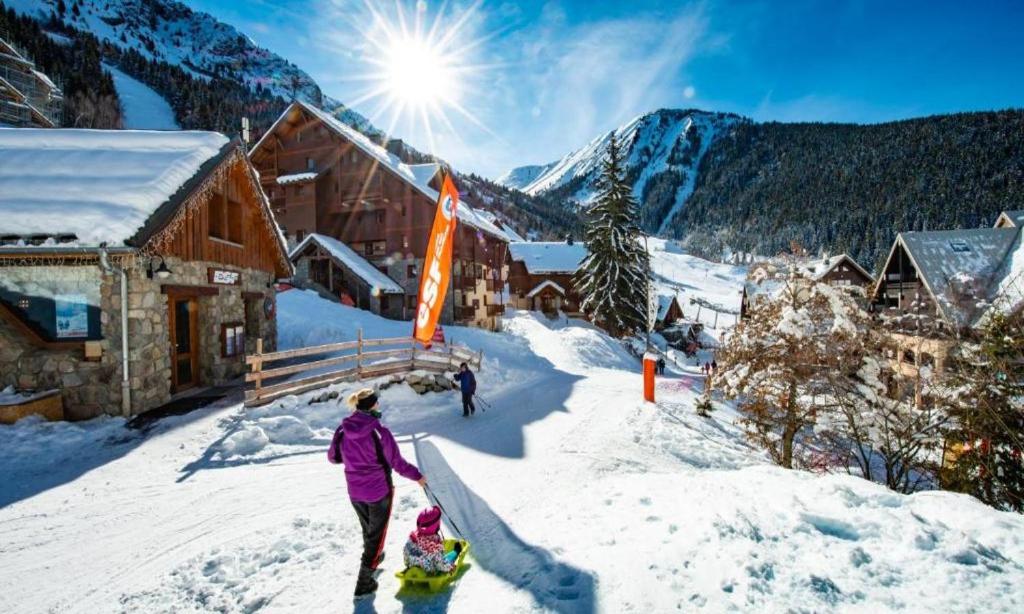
[328,411,422,503]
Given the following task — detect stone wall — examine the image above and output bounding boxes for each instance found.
[0,255,278,420]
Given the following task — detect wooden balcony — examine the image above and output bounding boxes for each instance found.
[486,304,505,316]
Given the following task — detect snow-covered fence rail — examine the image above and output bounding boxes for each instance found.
[244,331,482,406]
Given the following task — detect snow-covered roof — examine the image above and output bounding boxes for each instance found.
[799,254,872,282]
[277,172,318,185]
[289,233,404,294]
[897,228,1020,327]
[526,279,566,298]
[657,295,680,321]
[508,241,588,274]
[30,68,58,91]
[407,163,440,187]
[254,101,509,242]
[996,210,1024,228]
[0,128,230,247]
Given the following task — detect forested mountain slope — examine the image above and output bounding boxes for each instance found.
[675,110,1024,269]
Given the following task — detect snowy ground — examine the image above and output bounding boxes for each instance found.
[1,292,1023,613]
[648,237,746,331]
[104,64,180,130]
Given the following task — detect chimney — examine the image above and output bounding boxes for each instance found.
[385,138,404,158]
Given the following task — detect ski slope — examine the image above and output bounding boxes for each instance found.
[1,292,1022,613]
[648,237,746,330]
[104,64,180,130]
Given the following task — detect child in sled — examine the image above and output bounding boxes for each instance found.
[403,506,461,574]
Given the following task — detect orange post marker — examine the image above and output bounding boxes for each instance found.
[643,352,657,403]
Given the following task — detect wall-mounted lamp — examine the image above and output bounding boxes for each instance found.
[147,255,172,280]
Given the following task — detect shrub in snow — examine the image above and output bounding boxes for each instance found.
[718,262,869,469]
[940,309,1024,512]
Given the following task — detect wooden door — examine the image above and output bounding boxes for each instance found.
[168,296,199,392]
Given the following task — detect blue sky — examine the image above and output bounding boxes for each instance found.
[189,0,1024,178]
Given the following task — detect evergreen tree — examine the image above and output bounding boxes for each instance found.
[575,133,651,337]
[942,310,1024,512]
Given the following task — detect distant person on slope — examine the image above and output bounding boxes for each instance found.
[328,388,426,599]
[657,357,666,375]
[453,363,477,417]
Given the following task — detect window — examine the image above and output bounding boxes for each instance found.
[376,210,385,225]
[407,264,417,277]
[306,157,316,171]
[949,240,971,253]
[0,266,103,342]
[221,322,245,358]
[209,192,243,244]
[403,235,409,249]
[401,204,407,217]
[902,349,916,364]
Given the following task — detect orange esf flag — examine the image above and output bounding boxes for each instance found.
[413,173,459,344]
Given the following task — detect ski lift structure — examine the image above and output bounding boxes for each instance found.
[688,296,739,329]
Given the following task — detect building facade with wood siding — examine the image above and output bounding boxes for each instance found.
[870,212,1024,379]
[506,241,587,316]
[0,129,291,420]
[248,101,509,330]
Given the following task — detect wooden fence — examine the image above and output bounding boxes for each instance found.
[244,331,483,406]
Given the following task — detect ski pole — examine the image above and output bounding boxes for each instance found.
[424,483,466,540]
[475,394,493,410]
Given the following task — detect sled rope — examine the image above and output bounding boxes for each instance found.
[424,483,467,540]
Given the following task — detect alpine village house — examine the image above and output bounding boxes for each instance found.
[249,100,511,330]
[506,240,588,317]
[0,129,291,421]
[870,211,1024,383]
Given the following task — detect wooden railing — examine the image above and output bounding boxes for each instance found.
[244,331,483,406]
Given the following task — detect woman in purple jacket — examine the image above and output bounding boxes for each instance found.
[328,388,426,598]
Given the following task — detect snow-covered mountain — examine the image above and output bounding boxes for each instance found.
[7,0,323,102]
[500,109,744,233]
[495,162,558,191]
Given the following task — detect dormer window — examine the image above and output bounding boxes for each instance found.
[949,240,971,253]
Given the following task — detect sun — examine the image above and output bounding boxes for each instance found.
[326,0,494,153]
[382,34,455,108]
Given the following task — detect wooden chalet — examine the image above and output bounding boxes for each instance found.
[0,129,291,420]
[289,233,405,319]
[741,253,874,319]
[655,295,684,330]
[507,241,588,316]
[870,211,1024,378]
[248,101,510,330]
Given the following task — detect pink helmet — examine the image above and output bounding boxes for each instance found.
[417,506,442,535]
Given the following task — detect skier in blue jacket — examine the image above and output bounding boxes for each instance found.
[453,362,476,417]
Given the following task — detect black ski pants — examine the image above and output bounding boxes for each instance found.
[462,392,476,416]
[351,490,393,586]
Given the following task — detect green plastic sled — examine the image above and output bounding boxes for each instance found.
[395,538,470,592]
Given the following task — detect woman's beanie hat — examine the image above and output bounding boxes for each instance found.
[417,506,442,534]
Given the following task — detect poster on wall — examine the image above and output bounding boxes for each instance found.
[55,294,89,338]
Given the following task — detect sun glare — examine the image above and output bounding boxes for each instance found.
[383,35,454,108]
[329,0,494,153]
